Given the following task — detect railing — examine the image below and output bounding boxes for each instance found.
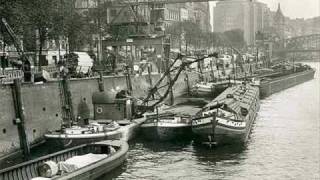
[0,69,24,84]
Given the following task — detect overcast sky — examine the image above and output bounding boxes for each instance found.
[259,0,320,19]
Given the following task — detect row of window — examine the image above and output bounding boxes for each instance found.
[166,10,179,21]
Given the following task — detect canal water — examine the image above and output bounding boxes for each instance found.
[103,62,320,180]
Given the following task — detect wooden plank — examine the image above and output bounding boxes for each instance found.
[17,168,23,180]
[21,166,28,180]
[25,165,32,179]
[12,169,19,180]
[3,172,9,180]
[54,156,59,163]
[29,163,37,178]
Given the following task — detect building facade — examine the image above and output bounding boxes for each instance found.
[213,0,268,45]
[164,2,211,32]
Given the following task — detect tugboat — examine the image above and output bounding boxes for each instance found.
[192,83,260,145]
[141,104,201,141]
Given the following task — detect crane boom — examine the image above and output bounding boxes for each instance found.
[1,18,28,64]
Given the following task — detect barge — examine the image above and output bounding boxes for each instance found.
[140,105,201,141]
[259,64,315,98]
[192,83,260,145]
[45,117,146,148]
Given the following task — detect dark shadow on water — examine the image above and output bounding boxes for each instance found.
[192,142,247,164]
[97,162,128,180]
[132,133,194,152]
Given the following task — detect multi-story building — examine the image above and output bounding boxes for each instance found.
[194,2,211,32]
[304,17,320,35]
[73,0,211,51]
[164,2,211,32]
[74,0,210,32]
[213,0,268,45]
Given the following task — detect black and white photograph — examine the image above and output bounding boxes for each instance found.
[0,0,319,179]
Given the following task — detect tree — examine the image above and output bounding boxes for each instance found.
[0,0,27,47]
[1,0,60,67]
[165,20,203,52]
[50,0,92,52]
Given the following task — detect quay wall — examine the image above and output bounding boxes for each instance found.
[0,71,207,158]
[260,69,315,98]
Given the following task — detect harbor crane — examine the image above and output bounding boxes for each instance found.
[1,18,32,81]
[136,52,218,114]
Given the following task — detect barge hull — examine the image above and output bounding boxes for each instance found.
[141,124,192,141]
[260,69,315,98]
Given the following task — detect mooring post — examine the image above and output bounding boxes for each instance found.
[12,79,30,159]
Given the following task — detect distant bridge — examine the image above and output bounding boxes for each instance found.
[274,34,320,53]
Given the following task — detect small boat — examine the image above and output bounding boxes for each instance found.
[141,105,200,141]
[45,117,145,148]
[0,140,129,180]
[45,121,121,148]
[192,83,260,145]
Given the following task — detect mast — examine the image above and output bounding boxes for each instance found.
[97,0,103,63]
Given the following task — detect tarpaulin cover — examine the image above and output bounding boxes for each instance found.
[58,153,108,173]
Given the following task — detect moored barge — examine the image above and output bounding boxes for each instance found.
[192,83,260,145]
[141,105,201,141]
[259,64,315,98]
